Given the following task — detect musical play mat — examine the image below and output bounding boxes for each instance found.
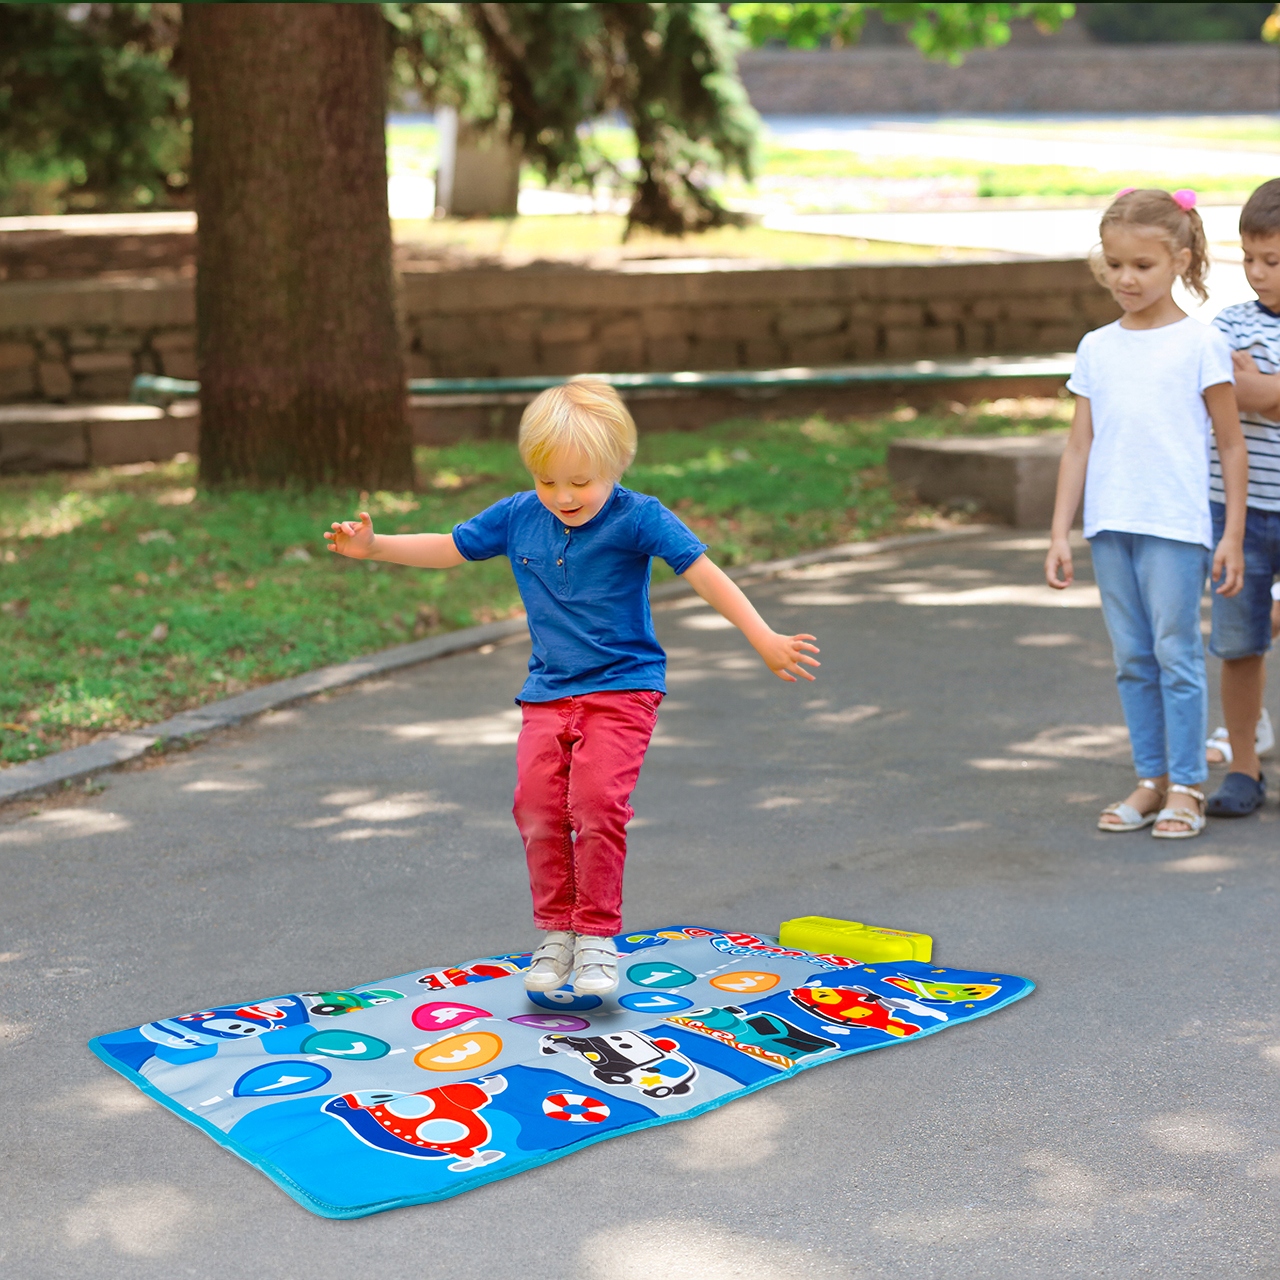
[89,926,1033,1218]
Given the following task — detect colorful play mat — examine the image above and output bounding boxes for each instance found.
[90,927,1033,1218]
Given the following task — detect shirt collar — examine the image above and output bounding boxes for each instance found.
[1257,300,1280,319]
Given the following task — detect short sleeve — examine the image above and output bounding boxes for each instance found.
[631,497,707,575]
[1065,331,1091,399]
[1211,309,1234,344]
[1200,324,1234,391]
[452,496,515,562]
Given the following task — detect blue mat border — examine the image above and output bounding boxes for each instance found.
[87,929,1035,1219]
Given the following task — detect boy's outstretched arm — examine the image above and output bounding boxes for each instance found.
[324,511,466,568]
[680,554,819,682]
[1232,350,1280,418]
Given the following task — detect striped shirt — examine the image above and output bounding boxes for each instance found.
[1211,301,1280,511]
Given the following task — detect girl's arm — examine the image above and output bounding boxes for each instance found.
[1044,397,1094,589]
[680,554,819,682]
[1231,350,1280,418]
[324,511,466,569]
[1206,381,1246,598]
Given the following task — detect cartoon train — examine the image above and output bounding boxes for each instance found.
[323,1076,507,1171]
[789,985,923,1037]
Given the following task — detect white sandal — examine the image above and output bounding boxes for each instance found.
[524,931,575,992]
[572,936,619,996]
[1151,784,1206,840]
[1098,779,1163,832]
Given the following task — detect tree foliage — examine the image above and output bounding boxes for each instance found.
[730,2,1075,62]
[0,2,188,215]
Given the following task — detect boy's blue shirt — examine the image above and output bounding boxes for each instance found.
[451,486,707,702]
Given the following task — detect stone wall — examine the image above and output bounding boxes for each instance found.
[0,258,1116,405]
[739,44,1280,114]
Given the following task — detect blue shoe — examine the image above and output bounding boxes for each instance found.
[1206,771,1266,817]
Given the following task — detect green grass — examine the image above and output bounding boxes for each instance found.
[0,402,1068,765]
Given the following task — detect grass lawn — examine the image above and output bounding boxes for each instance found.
[0,401,1068,766]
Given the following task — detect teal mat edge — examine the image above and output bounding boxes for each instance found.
[87,935,1036,1220]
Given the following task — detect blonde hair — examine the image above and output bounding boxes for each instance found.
[1091,188,1210,304]
[518,378,637,479]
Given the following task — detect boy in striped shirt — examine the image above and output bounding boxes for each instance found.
[1206,178,1280,815]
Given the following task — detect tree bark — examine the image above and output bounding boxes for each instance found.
[186,4,410,489]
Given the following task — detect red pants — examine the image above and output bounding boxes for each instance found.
[513,690,662,937]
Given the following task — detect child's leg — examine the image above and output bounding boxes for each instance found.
[1220,656,1267,777]
[512,699,576,932]
[565,690,662,938]
[1090,532,1170,783]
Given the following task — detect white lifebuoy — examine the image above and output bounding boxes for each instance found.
[541,1092,611,1123]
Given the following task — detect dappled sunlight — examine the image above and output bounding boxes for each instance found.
[180,779,263,793]
[1016,632,1081,647]
[340,793,458,822]
[969,758,1059,771]
[668,1094,787,1171]
[779,591,871,606]
[679,612,736,630]
[330,827,423,841]
[374,708,523,746]
[1145,1111,1248,1155]
[807,704,880,727]
[322,788,377,806]
[1247,1150,1280,1179]
[0,1016,34,1046]
[915,819,989,833]
[780,555,903,579]
[1161,854,1241,873]
[45,1080,153,1119]
[581,1217,849,1280]
[901,584,1101,608]
[63,1181,205,1258]
[1008,724,1129,760]
[754,796,806,809]
[980,537,1054,551]
[0,808,131,845]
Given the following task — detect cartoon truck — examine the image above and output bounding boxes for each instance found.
[669,1005,837,1064]
[538,1030,697,1099]
[417,961,522,990]
[322,1076,507,1172]
[302,988,405,1017]
[788,985,922,1037]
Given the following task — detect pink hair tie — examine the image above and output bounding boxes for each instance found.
[1173,188,1197,211]
[1116,187,1136,198]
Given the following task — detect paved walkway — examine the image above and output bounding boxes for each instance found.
[3,535,1278,1278]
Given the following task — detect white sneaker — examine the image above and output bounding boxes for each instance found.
[571,935,619,996]
[524,931,575,992]
[1258,707,1275,758]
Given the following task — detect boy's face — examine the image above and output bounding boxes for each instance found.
[1242,233,1280,312]
[532,448,615,527]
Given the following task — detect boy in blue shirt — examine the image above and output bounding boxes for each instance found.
[326,379,819,996]
[1205,179,1280,815]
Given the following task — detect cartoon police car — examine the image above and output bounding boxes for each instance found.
[302,988,405,1017]
[675,1005,837,1061]
[538,1030,697,1099]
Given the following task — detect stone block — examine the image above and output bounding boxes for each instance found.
[846,323,881,359]
[0,341,36,370]
[596,339,646,372]
[539,341,598,374]
[70,350,132,375]
[75,369,135,400]
[530,312,593,345]
[1004,293,1079,321]
[88,413,198,467]
[776,305,846,339]
[67,330,100,352]
[787,334,853,367]
[883,326,926,359]
[875,302,926,327]
[37,361,72,399]
[887,433,1068,527]
[0,421,88,472]
[1033,321,1089,351]
[158,350,198,380]
[641,308,692,340]
[151,329,195,353]
[968,297,1006,321]
[688,338,741,370]
[0,365,37,400]
[740,338,788,369]
[646,337,695,370]
[404,352,439,379]
[959,320,995,353]
[596,315,644,345]
[925,300,969,324]
[915,325,961,356]
[491,346,542,377]
[698,307,775,341]
[1080,291,1121,323]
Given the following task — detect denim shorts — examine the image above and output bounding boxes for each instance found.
[1209,500,1280,660]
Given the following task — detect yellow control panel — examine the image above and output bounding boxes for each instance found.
[779,915,933,963]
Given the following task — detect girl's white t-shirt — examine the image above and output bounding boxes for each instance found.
[1066,316,1234,549]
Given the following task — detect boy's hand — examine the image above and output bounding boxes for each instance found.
[325,511,376,559]
[1212,536,1244,597]
[1233,349,1260,375]
[757,631,820,682]
[1044,536,1074,589]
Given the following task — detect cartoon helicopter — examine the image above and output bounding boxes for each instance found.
[323,1076,507,1172]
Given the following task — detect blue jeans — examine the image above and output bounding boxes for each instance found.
[1209,500,1280,660]
[1090,531,1210,785]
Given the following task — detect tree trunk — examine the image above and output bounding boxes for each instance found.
[186,4,411,489]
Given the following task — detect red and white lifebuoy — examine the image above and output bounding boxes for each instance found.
[541,1092,611,1123]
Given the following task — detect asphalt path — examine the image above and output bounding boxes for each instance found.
[3,533,1278,1279]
